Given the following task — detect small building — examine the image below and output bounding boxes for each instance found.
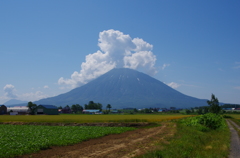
[0,105,7,115]
[7,106,29,115]
[61,106,71,114]
[111,110,119,114]
[82,109,101,114]
[35,105,58,115]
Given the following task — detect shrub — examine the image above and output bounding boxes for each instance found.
[222,115,233,118]
[182,113,225,131]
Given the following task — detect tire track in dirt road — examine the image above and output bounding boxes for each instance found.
[226,119,240,158]
[19,122,176,158]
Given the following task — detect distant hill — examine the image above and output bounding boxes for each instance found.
[4,99,28,106]
[36,68,208,109]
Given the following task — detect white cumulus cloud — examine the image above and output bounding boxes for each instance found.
[3,84,17,98]
[167,82,181,89]
[58,29,157,88]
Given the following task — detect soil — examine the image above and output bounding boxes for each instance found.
[1,122,150,127]
[16,122,176,158]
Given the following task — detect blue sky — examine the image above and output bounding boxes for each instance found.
[1,0,240,105]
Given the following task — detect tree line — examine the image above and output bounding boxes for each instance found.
[58,101,112,114]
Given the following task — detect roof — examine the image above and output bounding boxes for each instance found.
[83,109,100,112]
[7,106,29,112]
[38,105,58,109]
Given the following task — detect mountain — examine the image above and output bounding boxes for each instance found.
[36,68,208,109]
[4,99,28,106]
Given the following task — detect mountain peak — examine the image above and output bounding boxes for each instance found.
[36,68,207,109]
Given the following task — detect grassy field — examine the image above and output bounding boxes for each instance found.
[0,114,191,123]
[0,124,135,158]
[226,114,240,119]
[138,115,230,158]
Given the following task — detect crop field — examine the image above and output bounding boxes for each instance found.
[0,114,192,157]
[0,124,135,158]
[0,114,190,123]
[227,114,240,119]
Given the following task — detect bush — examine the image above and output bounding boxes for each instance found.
[182,113,225,131]
[222,115,233,118]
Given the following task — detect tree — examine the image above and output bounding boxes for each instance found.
[197,107,203,114]
[106,104,112,112]
[207,94,221,114]
[186,109,191,114]
[133,108,138,113]
[71,104,77,113]
[75,104,83,113]
[27,101,37,115]
[203,106,209,114]
[85,101,102,111]
[71,104,83,113]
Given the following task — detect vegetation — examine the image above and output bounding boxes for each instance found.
[0,114,190,123]
[182,113,226,131]
[138,94,230,158]
[207,94,221,114]
[84,101,103,111]
[0,124,135,158]
[26,101,37,115]
[71,104,83,113]
[139,113,230,158]
[221,104,240,108]
[106,104,112,112]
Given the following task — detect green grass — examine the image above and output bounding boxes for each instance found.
[138,119,230,158]
[0,114,190,123]
[0,124,135,158]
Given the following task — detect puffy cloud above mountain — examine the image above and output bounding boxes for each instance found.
[58,29,157,88]
[3,84,17,98]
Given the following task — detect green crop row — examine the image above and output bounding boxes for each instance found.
[0,125,135,158]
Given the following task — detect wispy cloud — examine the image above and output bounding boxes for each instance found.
[58,29,157,88]
[167,82,181,89]
[43,85,49,89]
[233,62,240,69]
[234,86,240,90]
[19,91,48,102]
[161,64,170,70]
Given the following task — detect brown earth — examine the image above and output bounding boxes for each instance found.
[1,122,150,127]
[17,122,176,158]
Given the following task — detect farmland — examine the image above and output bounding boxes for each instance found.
[0,114,191,158]
[2,114,231,158]
[0,114,190,123]
[0,124,135,158]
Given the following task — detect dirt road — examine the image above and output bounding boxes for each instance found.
[226,119,240,158]
[18,122,175,158]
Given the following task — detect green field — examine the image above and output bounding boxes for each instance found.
[0,114,190,123]
[139,114,230,158]
[226,114,240,119]
[0,124,135,158]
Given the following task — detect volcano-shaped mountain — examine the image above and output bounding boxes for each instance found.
[36,68,208,109]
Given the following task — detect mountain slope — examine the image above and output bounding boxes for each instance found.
[4,99,28,106]
[36,68,208,109]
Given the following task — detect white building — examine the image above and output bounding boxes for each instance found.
[7,106,29,115]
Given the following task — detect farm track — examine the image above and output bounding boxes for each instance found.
[18,122,176,158]
[226,119,240,158]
